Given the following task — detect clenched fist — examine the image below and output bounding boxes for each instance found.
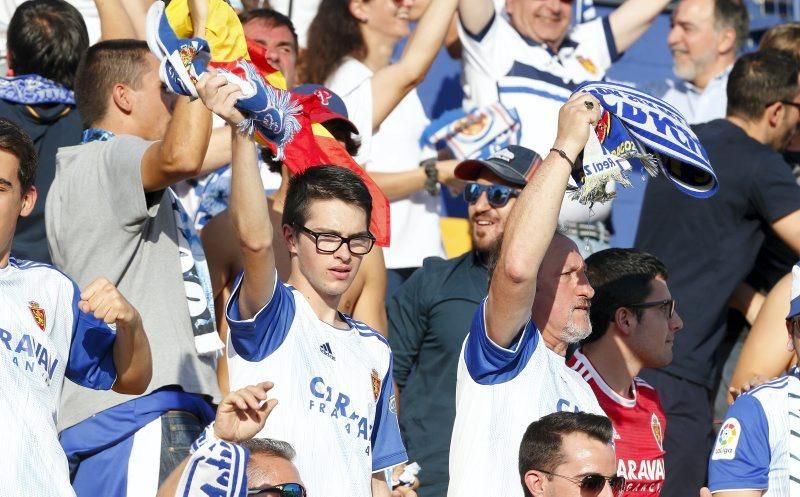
[79,277,141,327]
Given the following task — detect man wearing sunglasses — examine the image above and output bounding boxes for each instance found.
[706,260,800,497]
[519,411,624,497]
[389,145,535,497]
[197,74,407,497]
[567,248,683,497]
[448,92,609,497]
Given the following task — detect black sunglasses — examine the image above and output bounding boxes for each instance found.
[248,483,306,496]
[293,223,375,255]
[624,299,676,319]
[463,182,520,208]
[538,470,625,496]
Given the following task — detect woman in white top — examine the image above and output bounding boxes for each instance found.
[304,0,460,295]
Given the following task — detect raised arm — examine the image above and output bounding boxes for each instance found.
[486,93,600,347]
[457,0,495,38]
[196,70,276,320]
[140,96,213,192]
[94,0,137,40]
[79,277,152,395]
[608,0,671,53]
[370,0,458,130]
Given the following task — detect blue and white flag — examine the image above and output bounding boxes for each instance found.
[421,102,521,161]
[570,81,718,204]
[175,424,250,497]
[575,0,597,24]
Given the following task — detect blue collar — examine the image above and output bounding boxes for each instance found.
[81,128,115,144]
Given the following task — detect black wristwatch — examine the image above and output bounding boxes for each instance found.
[420,158,439,196]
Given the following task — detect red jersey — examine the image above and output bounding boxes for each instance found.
[567,349,666,497]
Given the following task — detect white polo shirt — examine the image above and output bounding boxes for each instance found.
[647,65,732,125]
[459,13,619,223]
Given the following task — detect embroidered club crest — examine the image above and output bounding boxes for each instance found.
[371,369,381,401]
[29,301,45,331]
[595,110,611,144]
[651,413,663,451]
[577,55,599,75]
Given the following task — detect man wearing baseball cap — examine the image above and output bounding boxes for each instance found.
[388,144,539,497]
[707,261,800,496]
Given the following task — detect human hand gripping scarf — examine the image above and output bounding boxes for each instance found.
[568,81,718,204]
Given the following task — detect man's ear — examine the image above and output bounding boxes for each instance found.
[111,83,134,115]
[613,306,636,337]
[716,26,736,55]
[523,470,547,497]
[19,186,37,218]
[5,51,13,77]
[765,101,783,128]
[283,223,297,255]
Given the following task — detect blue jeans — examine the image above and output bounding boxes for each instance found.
[159,411,204,484]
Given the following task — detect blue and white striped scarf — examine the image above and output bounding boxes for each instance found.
[175,424,249,497]
[0,74,74,105]
[570,81,718,204]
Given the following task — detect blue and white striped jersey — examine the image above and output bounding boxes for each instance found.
[226,274,407,497]
[708,374,798,497]
[0,258,117,497]
[448,299,606,497]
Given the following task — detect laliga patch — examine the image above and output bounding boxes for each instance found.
[574,81,718,199]
[712,418,741,460]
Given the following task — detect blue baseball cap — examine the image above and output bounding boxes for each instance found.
[292,84,358,135]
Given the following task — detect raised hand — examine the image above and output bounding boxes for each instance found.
[552,92,603,164]
[196,68,246,127]
[214,382,279,443]
[79,278,142,327]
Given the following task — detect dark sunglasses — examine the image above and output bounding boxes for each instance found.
[624,299,676,319]
[538,470,625,496]
[248,483,306,497]
[463,182,520,208]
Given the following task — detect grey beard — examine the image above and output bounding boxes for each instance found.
[561,308,591,344]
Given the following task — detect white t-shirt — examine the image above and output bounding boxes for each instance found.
[0,258,117,497]
[327,57,444,268]
[459,13,618,223]
[646,65,731,125]
[448,299,606,497]
[226,275,407,497]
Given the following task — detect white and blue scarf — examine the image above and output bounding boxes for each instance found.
[570,81,718,204]
[0,74,74,105]
[175,424,249,497]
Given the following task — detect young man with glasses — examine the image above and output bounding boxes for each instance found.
[195,72,407,497]
[567,248,683,497]
[388,145,534,497]
[519,411,624,497]
[706,260,800,497]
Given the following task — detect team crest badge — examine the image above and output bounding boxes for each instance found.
[29,301,46,331]
[650,413,663,451]
[577,55,599,75]
[371,369,381,401]
[595,110,611,144]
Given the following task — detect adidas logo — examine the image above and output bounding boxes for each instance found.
[320,342,336,361]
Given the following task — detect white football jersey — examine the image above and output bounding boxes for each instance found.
[226,275,407,497]
[448,300,606,497]
[0,258,117,497]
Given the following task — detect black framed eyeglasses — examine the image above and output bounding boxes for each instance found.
[248,483,306,496]
[463,182,520,208]
[293,224,375,255]
[765,100,800,111]
[625,299,676,319]
[537,470,625,497]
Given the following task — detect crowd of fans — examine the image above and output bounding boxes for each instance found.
[4,0,800,496]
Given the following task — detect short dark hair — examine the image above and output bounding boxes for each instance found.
[727,49,800,120]
[518,412,613,497]
[239,8,299,54]
[583,248,668,344]
[282,165,372,230]
[714,0,750,52]
[7,0,89,89]
[0,118,37,194]
[74,40,151,128]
